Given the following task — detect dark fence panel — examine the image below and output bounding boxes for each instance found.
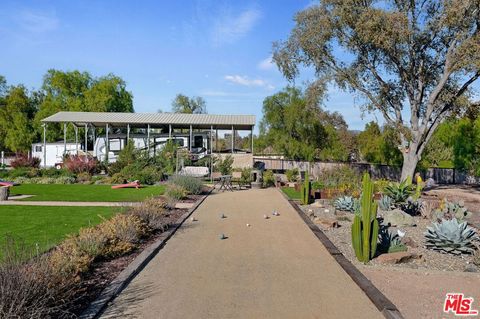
[253,157,478,185]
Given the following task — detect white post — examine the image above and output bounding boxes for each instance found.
[231,125,234,154]
[105,123,109,163]
[251,126,254,154]
[147,124,150,156]
[84,124,88,153]
[210,125,213,155]
[189,124,192,152]
[1,151,4,169]
[169,124,172,139]
[43,124,47,168]
[127,124,130,143]
[216,128,218,152]
[74,125,78,154]
[63,123,67,156]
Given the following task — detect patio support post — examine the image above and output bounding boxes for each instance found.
[210,125,213,181]
[215,128,218,152]
[84,124,88,153]
[43,123,47,168]
[63,122,67,156]
[169,124,172,139]
[231,125,234,154]
[105,123,109,163]
[127,124,130,143]
[251,126,254,154]
[189,124,192,152]
[147,124,150,157]
[74,125,78,154]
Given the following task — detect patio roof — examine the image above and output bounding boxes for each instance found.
[42,111,256,130]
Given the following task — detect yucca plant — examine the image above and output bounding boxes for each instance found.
[424,218,478,255]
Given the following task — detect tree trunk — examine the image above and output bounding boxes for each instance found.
[0,187,9,201]
[400,148,420,181]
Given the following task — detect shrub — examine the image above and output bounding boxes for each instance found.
[286,168,299,182]
[127,197,169,231]
[317,166,361,190]
[135,166,163,185]
[170,175,203,195]
[240,167,252,186]
[165,184,187,201]
[40,168,72,178]
[262,170,275,187]
[76,172,92,183]
[0,237,74,318]
[10,154,41,169]
[54,176,76,184]
[215,155,234,175]
[8,167,39,179]
[12,176,30,185]
[63,155,99,174]
[99,214,148,257]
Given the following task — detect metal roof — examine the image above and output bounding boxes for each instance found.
[42,111,255,130]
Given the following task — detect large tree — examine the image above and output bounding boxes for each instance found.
[171,94,207,114]
[273,0,480,179]
[35,70,133,141]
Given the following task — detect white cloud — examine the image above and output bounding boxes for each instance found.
[258,55,275,70]
[212,8,261,45]
[15,10,59,33]
[224,75,274,90]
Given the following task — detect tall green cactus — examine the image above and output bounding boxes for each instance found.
[300,171,311,205]
[351,173,379,263]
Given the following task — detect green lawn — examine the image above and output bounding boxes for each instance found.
[281,187,301,200]
[9,184,165,202]
[0,205,115,255]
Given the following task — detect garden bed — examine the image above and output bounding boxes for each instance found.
[303,205,479,272]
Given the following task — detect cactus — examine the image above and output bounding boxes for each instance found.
[434,199,472,221]
[351,173,379,263]
[300,171,311,205]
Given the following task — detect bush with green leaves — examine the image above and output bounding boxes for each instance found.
[317,166,361,190]
[262,170,275,187]
[215,155,234,175]
[165,184,187,201]
[170,175,203,195]
[285,168,299,182]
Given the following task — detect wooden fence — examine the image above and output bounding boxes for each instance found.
[253,157,479,185]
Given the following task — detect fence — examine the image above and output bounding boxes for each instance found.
[253,157,479,185]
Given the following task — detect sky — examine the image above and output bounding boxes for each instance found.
[0,0,379,132]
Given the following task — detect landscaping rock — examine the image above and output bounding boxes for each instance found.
[401,236,418,248]
[376,251,422,264]
[314,217,339,229]
[0,187,8,201]
[382,209,416,227]
[464,264,478,273]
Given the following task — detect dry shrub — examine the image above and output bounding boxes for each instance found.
[420,200,438,219]
[99,214,148,257]
[10,153,41,169]
[63,155,98,174]
[128,197,169,231]
[0,237,75,318]
[76,172,92,183]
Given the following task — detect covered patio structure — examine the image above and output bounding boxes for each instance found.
[40,111,256,168]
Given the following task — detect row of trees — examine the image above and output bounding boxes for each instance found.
[0,70,133,152]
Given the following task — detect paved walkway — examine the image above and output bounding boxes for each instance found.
[100,188,383,319]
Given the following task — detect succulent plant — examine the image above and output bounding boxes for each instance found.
[433,199,472,221]
[378,195,393,211]
[400,197,421,216]
[383,179,414,206]
[424,218,478,255]
[378,227,407,254]
[334,196,356,212]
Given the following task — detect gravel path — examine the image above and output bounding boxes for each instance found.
[100,188,383,319]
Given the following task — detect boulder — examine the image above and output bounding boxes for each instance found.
[314,217,339,229]
[376,251,422,264]
[401,236,418,248]
[382,209,416,227]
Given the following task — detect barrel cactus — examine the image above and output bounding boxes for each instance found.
[424,218,478,255]
[334,196,356,212]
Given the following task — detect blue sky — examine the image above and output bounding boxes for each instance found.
[0,0,379,131]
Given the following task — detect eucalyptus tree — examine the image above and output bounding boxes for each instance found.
[273,0,480,179]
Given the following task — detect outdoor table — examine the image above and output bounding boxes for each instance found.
[218,175,234,192]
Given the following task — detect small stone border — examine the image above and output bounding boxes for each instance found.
[279,190,404,319]
[80,188,213,319]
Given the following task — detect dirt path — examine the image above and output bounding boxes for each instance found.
[100,188,383,319]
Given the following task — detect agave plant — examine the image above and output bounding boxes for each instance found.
[378,227,407,254]
[383,179,414,206]
[378,195,393,211]
[424,218,478,255]
[334,196,357,213]
[400,197,421,216]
